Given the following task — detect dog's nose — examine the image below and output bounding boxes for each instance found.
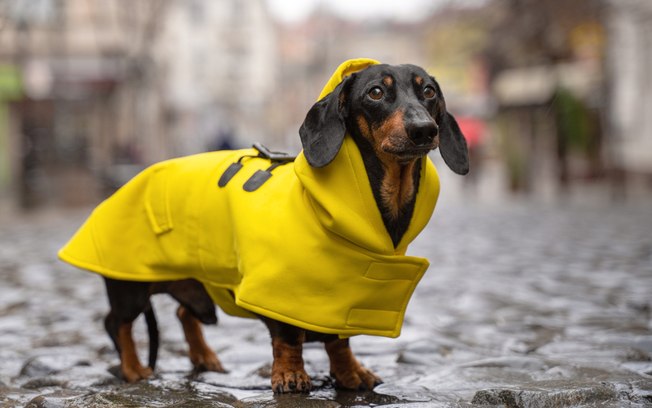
[406,120,438,146]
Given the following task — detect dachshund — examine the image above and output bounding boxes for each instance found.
[70,62,468,393]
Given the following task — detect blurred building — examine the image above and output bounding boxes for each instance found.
[1,0,138,208]
[0,0,276,209]
[156,0,276,155]
[1,0,651,211]
[605,0,652,177]
[483,0,607,194]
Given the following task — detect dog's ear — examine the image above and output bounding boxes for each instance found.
[430,78,469,175]
[438,111,469,175]
[299,77,352,168]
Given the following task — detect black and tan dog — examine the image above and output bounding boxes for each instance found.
[59,59,468,393]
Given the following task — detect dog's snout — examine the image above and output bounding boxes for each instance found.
[407,120,438,146]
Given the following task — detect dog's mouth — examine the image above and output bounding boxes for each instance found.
[381,138,438,160]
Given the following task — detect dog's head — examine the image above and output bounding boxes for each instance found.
[299,63,469,175]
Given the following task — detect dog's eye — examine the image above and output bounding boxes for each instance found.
[368,87,384,101]
[423,86,436,99]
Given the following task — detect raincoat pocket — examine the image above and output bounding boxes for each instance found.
[343,260,427,336]
[145,165,174,235]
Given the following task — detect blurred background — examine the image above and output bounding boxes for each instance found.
[1,3,652,405]
[0,0,651,212]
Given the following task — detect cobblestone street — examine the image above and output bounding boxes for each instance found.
[1,181,652,407]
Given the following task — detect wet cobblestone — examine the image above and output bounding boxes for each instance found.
[1,188,651,407]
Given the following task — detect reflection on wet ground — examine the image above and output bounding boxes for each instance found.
[1,193,651,407]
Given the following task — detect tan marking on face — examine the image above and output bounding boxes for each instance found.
[364,110,420,220]
[373,110,406,150]
[415,76,424,86]
[382,75,394,88]
[357,115,372,141]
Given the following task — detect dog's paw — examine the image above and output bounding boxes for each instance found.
[122,364,153,383]
[332,366,383,391]
[190,350,227,373]
[271,368,312,394]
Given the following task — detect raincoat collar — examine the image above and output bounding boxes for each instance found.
[293,58,439,255]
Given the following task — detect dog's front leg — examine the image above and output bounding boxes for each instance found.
[261,318,311,393]
[271,336,311,393]
[325,338,382,390]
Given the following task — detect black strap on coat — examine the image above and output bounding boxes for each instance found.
[217,144,296,191]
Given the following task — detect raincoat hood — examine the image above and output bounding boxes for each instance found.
[58,58,441,338]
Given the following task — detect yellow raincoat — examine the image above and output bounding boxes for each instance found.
[58,59,441,338]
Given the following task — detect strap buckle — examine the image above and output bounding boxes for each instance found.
[217,144,295,191]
